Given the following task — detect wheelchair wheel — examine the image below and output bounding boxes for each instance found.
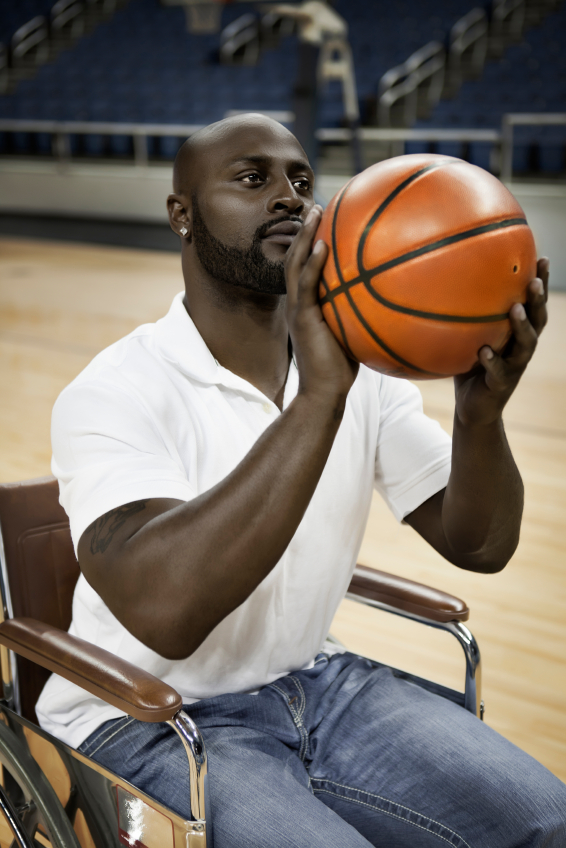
[0,720,80,848]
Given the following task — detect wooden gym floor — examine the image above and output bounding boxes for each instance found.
[0,235,565,783]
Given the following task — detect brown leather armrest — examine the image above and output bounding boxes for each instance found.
[0,618,182,722]
[347,564,469,623]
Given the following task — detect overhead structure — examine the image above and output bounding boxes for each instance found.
[160,0,360,168]
[160,0,227,34]
[267,1,360,170]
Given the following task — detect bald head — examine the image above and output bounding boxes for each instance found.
[172,114,305,196]
[167,111,315,299]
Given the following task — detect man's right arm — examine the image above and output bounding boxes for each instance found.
[77,207,358,661]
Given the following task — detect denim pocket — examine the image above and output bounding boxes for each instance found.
[79,715,136,758]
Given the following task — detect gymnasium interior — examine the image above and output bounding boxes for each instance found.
[0,0,565,837]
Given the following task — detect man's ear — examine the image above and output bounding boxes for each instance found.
[167,194,192,240]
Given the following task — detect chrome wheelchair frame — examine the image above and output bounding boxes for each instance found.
[0,477,482,848]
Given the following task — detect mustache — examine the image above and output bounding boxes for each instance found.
[254,215,304,241]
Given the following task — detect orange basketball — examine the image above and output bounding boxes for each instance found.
[317,154,537,379]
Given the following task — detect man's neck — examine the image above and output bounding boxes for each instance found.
[182,287,291,410]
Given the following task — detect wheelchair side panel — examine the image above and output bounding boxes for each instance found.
[0,708,205,848]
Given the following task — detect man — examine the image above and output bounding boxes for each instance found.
[37,115,565,846]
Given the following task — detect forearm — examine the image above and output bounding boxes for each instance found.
[95,391,346,658]
[442,414,523,571]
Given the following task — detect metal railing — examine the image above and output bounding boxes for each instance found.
[445,7,488,97]
[0,120,204,165]
[0,114,565,178]
[317,125,501,169]
[378,41,446,128]
[316,126,500,143]
[500,113,566,182]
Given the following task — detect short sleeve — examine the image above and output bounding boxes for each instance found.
[52,378,196,555]
[374,375,452,522]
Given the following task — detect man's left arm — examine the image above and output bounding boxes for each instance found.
[405,258,549,574]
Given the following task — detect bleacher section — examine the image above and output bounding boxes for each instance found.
[0,0,297,141]
[412,1,566,173]
[0,0,564,173]
[0,0,478,131]
[0,1,502,149]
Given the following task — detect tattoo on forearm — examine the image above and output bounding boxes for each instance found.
[88,500,148,555]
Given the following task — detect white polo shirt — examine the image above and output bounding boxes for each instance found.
[36,292,452,749]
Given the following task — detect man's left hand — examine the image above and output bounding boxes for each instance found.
[454,257,549,428]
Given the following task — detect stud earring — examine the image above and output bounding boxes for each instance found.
[180,227,188,236]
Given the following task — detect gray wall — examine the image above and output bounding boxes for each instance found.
[1,161,564,290]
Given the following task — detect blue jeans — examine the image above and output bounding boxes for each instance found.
[79,652,566,847]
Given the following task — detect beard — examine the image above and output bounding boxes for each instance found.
[191,195,294,296]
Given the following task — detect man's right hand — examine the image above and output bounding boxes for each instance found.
[285,205,359,410]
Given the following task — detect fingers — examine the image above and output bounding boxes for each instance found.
[477,346,509,392]
[525,273,548,338]
[492,257,549,373]
[478,299,538,390]
[285,205,326,309]
[477,343,524,395]
[508,300,539,365]
[500,255,549,370]
[297,239,328,307]
[457,258,549,421]
[285,205,322,278]
[536,256,550,302]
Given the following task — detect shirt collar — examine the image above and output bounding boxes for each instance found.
[153,291,299,406]
[154,292,221,384]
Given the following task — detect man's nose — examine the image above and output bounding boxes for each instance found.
[267,178,304,216]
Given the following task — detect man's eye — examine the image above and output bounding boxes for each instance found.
[241,173,263,183]
[294,179,311,191]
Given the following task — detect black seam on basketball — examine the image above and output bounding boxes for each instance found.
[326,160,478,377]
[328,163,465,373]
[343,288,441,376]
[320,275,354,358]
[331,182,351,289]
[321,218,528,323]
[356,160,459,275]
[328,183,359,358]
[364,217,528,279]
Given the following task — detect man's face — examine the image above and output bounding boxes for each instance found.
[189,121,315,295]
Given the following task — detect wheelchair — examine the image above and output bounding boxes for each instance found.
[0,476,482,848]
